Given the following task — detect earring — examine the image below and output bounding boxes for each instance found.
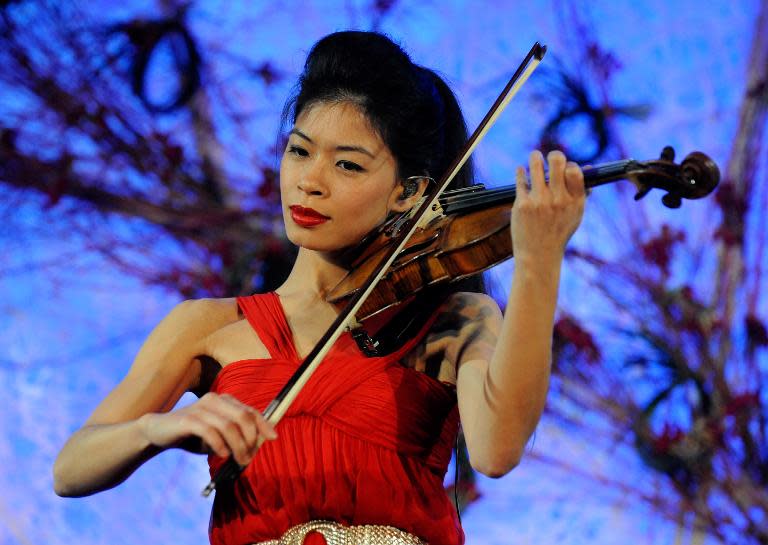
[401,175,434,199]
[401,179,419,199]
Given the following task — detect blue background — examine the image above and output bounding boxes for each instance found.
[1,1,760,543]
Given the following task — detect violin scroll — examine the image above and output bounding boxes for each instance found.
[632,146,720,209]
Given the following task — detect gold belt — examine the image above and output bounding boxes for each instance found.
[253,520,427,545]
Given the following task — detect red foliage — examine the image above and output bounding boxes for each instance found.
[715,181,749,217]
[640,224,685,275]
[213,240,234,268]
[537,132,568,157]
[724,390,760,416]
[263,235,285,256]
[163,142,184,166]
[255,62,282,86]
[44,154,73,209]
[45,174,68,208]
[713,225,740,246]
[201,271,225,295]
[651,422,685,454]
[675,285,718,336]
[258,167,279,200]
[554,315,601,364]
[745,314,768,350]
[713,181,748,247]
[373,0,398,15]
[585,41,623,80]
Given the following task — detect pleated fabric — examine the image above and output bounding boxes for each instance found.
[208,292,463,545]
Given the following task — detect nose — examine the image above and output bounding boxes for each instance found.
[297,159,328,197]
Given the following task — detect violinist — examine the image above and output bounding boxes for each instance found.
[53,31,586,545]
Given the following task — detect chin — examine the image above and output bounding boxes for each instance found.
[286,229,356,254]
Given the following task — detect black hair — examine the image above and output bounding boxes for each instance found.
[281,30,474,191]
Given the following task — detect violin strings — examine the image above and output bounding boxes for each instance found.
[438,159,636,214]
[440,187,517,214]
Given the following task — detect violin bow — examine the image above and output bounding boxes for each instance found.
[202,42,547,496]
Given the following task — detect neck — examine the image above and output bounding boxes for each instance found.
[277,247,351,304]
[439,159,640,215]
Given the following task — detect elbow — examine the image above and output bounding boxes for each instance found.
[52,458,76,497]
[53,482,76,498]
[53,451,91,498]
[471,460,519,479]
[470,447,523,479]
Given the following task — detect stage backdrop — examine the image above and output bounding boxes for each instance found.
[1,1,762,544]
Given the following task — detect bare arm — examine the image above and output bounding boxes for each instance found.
[456,150,585,478]
[53,298,276,497]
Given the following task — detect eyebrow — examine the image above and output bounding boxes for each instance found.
[289,128,375,158]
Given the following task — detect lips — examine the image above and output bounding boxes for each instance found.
[289,205,330,227]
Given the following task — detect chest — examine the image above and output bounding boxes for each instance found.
[201,309,456,386]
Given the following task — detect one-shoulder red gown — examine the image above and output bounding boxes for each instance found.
[208,293,464,545]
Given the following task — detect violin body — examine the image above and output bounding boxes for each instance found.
[328,204,514,319]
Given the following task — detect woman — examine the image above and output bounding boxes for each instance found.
[54,31,585,544]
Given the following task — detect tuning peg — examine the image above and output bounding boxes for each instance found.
[662,193,682,209]
[660,146,675,162]
[634,186,652,201]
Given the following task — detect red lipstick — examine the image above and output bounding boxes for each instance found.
[289,205,330,227]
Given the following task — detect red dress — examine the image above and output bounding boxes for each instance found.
[208,293,464,545]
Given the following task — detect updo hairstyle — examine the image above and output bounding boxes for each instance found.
[282,31,474,190]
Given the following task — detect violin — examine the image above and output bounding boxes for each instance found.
[326,145,720,320]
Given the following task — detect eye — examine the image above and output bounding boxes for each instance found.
[337,160,364,172]
[286,144,308,157]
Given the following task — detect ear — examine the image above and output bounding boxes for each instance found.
[389,176,432,213]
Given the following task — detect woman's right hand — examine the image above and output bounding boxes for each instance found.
[142,392,278,466]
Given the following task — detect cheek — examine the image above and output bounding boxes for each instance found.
[345,187,391,221]
[278,162,291,200]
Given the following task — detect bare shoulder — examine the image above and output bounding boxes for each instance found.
[137,297,240,359]
[84,297,240,425]
[130,296,241,375]
[167,297,240,325]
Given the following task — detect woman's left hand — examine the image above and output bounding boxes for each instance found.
[510,149,586,265]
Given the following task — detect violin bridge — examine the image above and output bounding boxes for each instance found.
[415,200,443,229]
[386,197,442,236]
